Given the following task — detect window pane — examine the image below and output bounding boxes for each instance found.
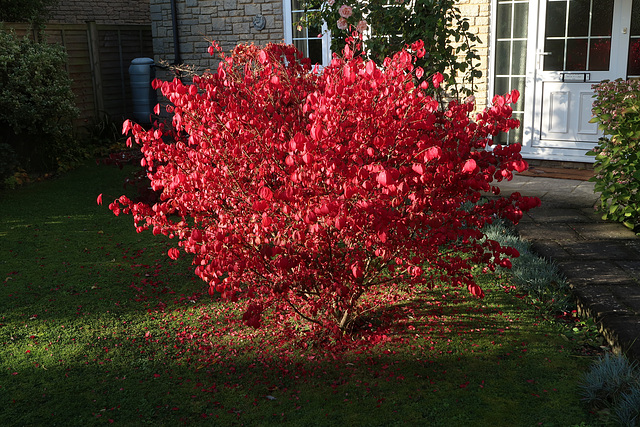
[566,38,588,71]
[308,39,323,65]
[545,1,567,38]
[294,39,307,57]
[567,0,590,38]
[511,77,526,111]
[496,3,512,38]
[494,132,508,145]
[494,76,509,97]
[511,40,527,75]
[632,0,640,36]
[292,12,307,38]
[592,1,614,36]
[589,38,610,71]
[543,39,565,70]
[628,39,640,75]
[513,3,529,39]
[496,41,511,75]
[509,113,525,144]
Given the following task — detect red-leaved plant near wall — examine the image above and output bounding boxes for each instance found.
[107,38,539,338]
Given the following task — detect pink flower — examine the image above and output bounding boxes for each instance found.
[327,0,335,5]
[356,20,368,33]
[337,17,348,30]
[339,5,353,18]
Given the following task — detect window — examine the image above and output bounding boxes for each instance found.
[283,0,332,66]
[493,0,529,144]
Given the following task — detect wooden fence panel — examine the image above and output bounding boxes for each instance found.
[0,22,153,131]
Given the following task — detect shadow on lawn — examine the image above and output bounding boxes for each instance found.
[1,290,590,426]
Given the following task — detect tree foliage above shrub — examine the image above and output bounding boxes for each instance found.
[107,40,539,339]
[301,0,482,98]
[0,30,80,174]
[0,0,58,24]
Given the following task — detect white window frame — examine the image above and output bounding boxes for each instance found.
[283,0,332,67]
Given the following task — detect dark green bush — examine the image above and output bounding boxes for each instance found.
[0,30,82,173]
[588,79,640,232]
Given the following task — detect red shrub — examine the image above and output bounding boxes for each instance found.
[108,39,539,336]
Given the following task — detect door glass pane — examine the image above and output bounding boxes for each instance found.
[567,0,590,37]
[630,0,640,76]
[545,1,567,38]
[566,39,588,70]
[592,1,614,36]
[544,39,565,70]
[628,40,640,75]
[543,0,613,71]
[631,0,640,36]
[589,39,611,71]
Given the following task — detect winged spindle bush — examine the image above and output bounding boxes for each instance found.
[107,39,540,337]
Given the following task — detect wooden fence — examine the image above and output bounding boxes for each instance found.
[2,22,153,131]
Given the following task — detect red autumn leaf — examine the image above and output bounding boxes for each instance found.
[432,73,444,88]
[462,159,478,174]
[258,186,273,201]
[168,248,180,260]
[425,146,441,162]
[376,170,395,187]
[122,119,132,135]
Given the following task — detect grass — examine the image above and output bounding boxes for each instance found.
[0,161,603,426]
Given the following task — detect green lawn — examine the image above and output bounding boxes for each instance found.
[0,162,601,425]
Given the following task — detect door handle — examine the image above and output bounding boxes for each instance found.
[536,50,552,69]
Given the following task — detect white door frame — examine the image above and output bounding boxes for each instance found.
[489,0,633,162]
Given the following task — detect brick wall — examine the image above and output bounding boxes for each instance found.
[150,0,285,72]
[47,0,151,25]
[456,0,491,112]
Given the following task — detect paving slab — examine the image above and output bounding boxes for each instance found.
[562,241,636,260]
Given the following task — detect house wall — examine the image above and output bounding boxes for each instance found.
[150,0,284,71]
[456,0,491,112]
[47,0,151,25]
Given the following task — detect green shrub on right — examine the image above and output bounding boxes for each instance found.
[0,30,80,176]
[589,79,640,232]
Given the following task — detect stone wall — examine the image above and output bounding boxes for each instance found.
[456,0,491,112]
[150,0,285,72]
[47,0,151,25]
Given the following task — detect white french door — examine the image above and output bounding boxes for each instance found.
[492,0,640,162]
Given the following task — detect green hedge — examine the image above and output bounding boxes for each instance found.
[0,30,81,176]
[588,79,640,232]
